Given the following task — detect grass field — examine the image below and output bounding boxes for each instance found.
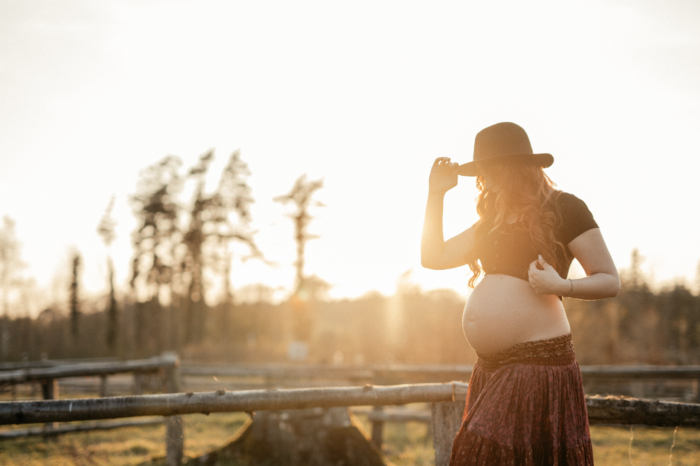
[1,411,699,465]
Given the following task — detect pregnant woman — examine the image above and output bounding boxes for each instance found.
[421,122,620,465]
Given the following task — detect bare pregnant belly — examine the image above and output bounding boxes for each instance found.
[462,274,571,355]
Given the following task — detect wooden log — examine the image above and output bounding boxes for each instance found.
[0,355,175,385]
[40,378,59,432]
[0,417,164,439]
[0,383,458,425]
[133,373,143,395]
[587,395,700,426]
[431,400,465,466]
[5,383,698,428]
[99,375,108,398]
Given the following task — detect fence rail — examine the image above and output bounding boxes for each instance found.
[0,357,119,372]
[2,383,700,427]
[0,355,177,385]
[2,382,700,466]
[0,382,466,425]
[181,362,700,381]
[0,417,164,439]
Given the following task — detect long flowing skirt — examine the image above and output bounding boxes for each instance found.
[449,333,594,466]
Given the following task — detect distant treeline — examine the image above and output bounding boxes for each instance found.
[2,249,700,365]
[1,149,699,366]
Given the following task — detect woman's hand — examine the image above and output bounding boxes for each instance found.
[528,255,567,295]
[429,157,459,194]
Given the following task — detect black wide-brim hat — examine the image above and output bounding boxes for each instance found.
[457,122,554,176]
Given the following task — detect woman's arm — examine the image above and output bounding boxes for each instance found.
[421,157,476,270]
[528,228,621,299]
[565,228,621,299]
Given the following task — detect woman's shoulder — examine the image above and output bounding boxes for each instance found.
[550,190,593,213]
[552,190,587,205]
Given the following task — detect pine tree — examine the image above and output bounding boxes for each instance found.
[69,251,81,341]
[97,197,119,354]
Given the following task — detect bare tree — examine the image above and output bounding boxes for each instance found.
[275,175,324,349]
[97,197,119,353]
[130,156,183,354]
[181,150,260,344]
[274,174,324,295]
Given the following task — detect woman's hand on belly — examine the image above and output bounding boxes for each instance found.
[527,255,568,296]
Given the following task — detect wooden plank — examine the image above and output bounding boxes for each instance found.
[0,355,176,385]
[0,383,458,425]
[0,417,163,439]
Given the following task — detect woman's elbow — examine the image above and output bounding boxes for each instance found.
[421,257,440,270]
[607,274,621,298]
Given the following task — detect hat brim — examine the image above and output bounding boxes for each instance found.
[457,153,554,176]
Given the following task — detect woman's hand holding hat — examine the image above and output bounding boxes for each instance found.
[429,157,459,194]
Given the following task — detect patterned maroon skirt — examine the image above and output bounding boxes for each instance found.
[449,333,593,466]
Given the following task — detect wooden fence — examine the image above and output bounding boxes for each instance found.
[3,358,700,465]
[2,381,700,466]
[0,353,179,440]
[180,361,700,450]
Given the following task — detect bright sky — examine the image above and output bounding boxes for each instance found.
[2,0,700,311]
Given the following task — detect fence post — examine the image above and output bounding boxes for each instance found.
[99,375,108,398]
[163,352,183,466]
[41,378,59,431]
[370,405,384,449]
[431,382,468,466]
[133,373,143,395]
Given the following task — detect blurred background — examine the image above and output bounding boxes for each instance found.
[1,0,700,366]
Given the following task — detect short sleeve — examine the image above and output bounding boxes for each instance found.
[557,193,599,245]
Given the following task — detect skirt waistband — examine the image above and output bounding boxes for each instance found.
[476,333,576,371]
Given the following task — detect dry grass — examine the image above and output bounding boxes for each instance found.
[1,413,700,465]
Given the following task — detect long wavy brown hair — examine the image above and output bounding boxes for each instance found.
[466,162,565,288]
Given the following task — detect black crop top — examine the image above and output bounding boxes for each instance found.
[474,191,598,297]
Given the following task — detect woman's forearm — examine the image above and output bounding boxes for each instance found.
[561,273,621,300]
[421,190,446,267]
